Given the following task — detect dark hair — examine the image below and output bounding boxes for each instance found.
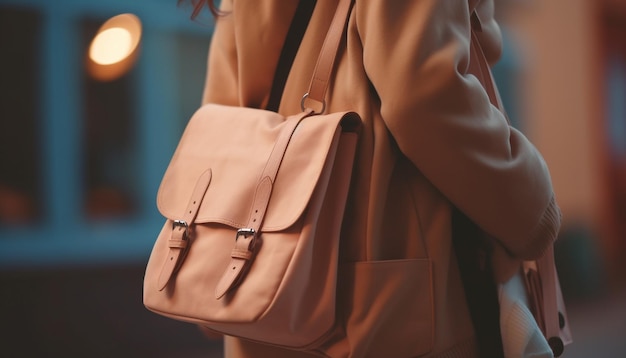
[177,0,222,18]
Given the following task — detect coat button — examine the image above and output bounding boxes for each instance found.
[558,311,565,329]
[549,336,564,357]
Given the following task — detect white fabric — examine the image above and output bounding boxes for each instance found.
[499,271,553,358]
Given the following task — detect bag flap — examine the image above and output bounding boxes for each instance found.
[157,104,359,232]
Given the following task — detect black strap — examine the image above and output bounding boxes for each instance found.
[452,208,504,358]
[266,0,317,112]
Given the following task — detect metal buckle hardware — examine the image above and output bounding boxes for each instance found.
[300,92,326,114]
[172,220,189,239]
[235,228,256,251]
[236,228,255,240]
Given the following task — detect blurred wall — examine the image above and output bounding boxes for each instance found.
[498,0,626,291]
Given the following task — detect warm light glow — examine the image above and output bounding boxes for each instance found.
[89,27,132,65]
[86,13,142,81]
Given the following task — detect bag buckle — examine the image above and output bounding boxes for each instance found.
[173,220,189,239]
[236,228,255,240]
[236,228,256,250]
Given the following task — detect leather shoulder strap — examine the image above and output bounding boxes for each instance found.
[468,9,507,116]
[468,0,481,13]
[302,0,353,113]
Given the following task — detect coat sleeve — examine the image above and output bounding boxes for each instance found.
[355,0,561,260]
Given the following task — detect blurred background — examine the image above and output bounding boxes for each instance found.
[0,0,624,357]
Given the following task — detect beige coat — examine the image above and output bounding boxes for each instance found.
[201,0,561,357]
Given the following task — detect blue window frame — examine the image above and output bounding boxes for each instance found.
[0,0,212,268]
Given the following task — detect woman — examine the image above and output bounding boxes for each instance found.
[190,0,561,356]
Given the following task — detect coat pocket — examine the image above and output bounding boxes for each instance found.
[339,258,434,358]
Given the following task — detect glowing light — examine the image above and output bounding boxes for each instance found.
[86,14,142,81]
[89,27,133,65]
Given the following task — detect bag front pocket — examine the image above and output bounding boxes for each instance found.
[339,258,433,358]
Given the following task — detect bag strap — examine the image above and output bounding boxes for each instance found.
[301,0,354,114]
[468,17,505,113]
[529,245,572,355]
[214,110,313,299]
[215,1,354,297]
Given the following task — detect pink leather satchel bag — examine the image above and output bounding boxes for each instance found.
[143,0,358,350]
